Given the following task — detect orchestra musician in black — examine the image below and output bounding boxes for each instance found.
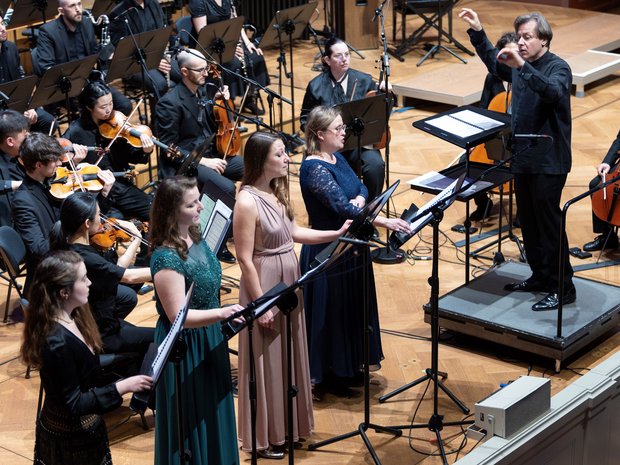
[582,129,620,252]
[35,0,132,115]
[0,14,55,134]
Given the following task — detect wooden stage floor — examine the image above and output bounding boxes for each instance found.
[1,1,619,464]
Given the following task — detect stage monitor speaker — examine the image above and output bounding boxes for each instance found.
[334,0,378,50]
[474,376,551,440]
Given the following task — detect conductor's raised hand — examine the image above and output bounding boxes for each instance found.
[497,46,525,69]
[459,8,482,32]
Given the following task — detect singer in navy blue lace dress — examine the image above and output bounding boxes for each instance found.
[299,106,409,397]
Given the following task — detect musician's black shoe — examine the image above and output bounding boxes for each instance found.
[503,278,545,292]
[583,234,619,252]
[532,287,576,311]
[257,448,284,460]
[218,246,237,264]
[469,199,493,221]
[242,96,265,116]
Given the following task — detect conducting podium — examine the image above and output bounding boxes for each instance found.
[410,105,512,281]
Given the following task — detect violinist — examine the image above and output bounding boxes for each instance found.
[64,78,154,222]
[0,14,55,135]
[189,0,269,116]
[50,192,154,363]
[300,36,387,202]
[12,133,115,293]
[582,129,620,252]
[156,48,242,263]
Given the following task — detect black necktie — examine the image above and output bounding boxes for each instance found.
[331,74,347,104]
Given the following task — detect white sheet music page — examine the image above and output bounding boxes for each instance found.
[453,109,504,131]
[426,110,504,139]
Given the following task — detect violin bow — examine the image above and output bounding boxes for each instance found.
[101,99,144,163]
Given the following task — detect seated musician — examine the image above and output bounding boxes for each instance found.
[0,14,55,134]
[50,192,154,365]
[63,78,154,223]
[108,0,181,98]
[156,48,242,263]
[189,0,269,116]
[583,128,620,252]
[300,36,386,202]
[12,133,114,292]
[0,111,28,227]
[35,0,132,115]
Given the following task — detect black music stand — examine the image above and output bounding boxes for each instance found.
[130,284,194,465]
[413,105,511,282]
[90,0,116,18]
[0,76,38,113]
[308,182,404,465]
[30,55,98,121]
[196,16,244,65]
[107,26,170,121]
[381,175,473,465]
[6,0,58,29]
[259,3,315,135]
[335,94,404,263]
[176,135,213,177]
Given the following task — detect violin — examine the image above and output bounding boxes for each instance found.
[591,161,620,227]
[50,163,136,200]
[56,137,105,159]
[207,64,242,158]
[98,110,186,160]
[90,216,150,252]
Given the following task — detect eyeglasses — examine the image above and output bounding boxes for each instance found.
[185,66,209,74]
[327,124,347,134]
[330,52,350,61]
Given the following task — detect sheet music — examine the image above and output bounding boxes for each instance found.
[149,284,193,382]
[200,196,232,253]
[206,211,227,252]
[426,110,504,139]
[408,177,463,234]
[409,172,491,196]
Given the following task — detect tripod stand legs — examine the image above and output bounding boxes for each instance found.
[418,44,467,67]
[379,369,469,414]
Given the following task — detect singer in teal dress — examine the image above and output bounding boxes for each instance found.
[151,240,239,465]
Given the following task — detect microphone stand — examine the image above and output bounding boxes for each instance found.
[369,2,404,265]
[122,14,160,125]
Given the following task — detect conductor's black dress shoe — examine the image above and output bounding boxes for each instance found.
[532,287,577,311]
[503,279,545,292]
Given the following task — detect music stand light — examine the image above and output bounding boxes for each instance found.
[196,16,244,65]
[0,76,38,113]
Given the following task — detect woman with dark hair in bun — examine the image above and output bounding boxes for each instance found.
[50,192,154,368]
[63,79,154,222]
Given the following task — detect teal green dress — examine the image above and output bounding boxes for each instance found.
[151,241,239,465]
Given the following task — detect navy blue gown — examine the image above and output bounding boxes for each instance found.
[299,153,383,384]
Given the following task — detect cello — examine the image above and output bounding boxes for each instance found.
[207,64,242,159]
[591,161,620,227]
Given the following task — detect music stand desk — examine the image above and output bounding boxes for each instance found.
[409,161,513,201]
[335,94,390,151]
[8,0,58,29]
[107,27,171,82]
[30,55,99,108]
[197,16,244,65]
[258,2,316,50]
[0,75,38,113]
